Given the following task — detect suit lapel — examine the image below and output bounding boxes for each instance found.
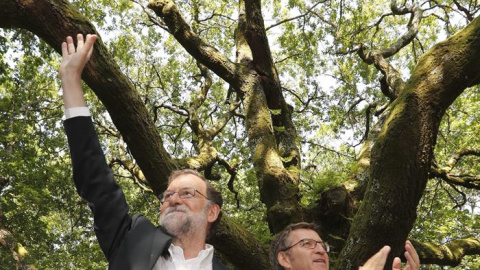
[147,226,173,269]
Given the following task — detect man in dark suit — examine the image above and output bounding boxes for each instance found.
[60,33,230,270]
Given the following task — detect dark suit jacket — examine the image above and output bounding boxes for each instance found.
[65,116,229,270]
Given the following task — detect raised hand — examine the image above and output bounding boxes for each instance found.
[392,241,420,270]
[58,33,97,108]
[359,241,420,270]
[59,33,97,80]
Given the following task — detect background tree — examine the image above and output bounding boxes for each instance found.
[0,0,479,269]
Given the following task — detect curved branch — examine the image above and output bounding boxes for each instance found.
[446,149,480,170]
[357,103,378,146]
[357,1,423,95]
[191,62,212,110]
[218,158,240,208]
[384,0,424,58]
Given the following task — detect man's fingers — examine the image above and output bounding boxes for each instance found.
[77,33,84,50]
[359,246,391,269]
[403,241,420,270]
[61,41,68,58]
[84,34,98,59]
[64,34,97,59]
[67,36,75,55]
[405,241,420,265]
[392,257,401,270]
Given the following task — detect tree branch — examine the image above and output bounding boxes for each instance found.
[265,1,329,31]
[412,238,480,266]
[430,165,480,190]
[357,1,423,95]
[109,159,154,193]
[452,0,475,22]
[147,0,238,87]
[446,149,480,171]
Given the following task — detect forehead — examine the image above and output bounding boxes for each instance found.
[167,173,207,192]
[288,228,322,243]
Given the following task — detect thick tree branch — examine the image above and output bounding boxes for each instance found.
[412,238,480,266]
[210,216,270,270]
[244,0,275,74]
[243,0,301,183]
[147,1,239,87]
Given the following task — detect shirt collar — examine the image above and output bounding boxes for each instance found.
[168,243,214,264]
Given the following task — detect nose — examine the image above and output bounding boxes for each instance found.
[167,192,183,205]
[160,192,183,214]
[315,243,327,254]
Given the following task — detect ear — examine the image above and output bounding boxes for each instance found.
[277,251,292,269]
[206,203,220,223]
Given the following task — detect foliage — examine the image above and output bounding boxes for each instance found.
[1,0,480,268]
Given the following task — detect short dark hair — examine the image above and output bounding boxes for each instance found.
[269,222,320,270]
[167,169,223,235]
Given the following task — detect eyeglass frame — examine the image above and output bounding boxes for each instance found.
[281,238,330,253]
[159,187,210,204]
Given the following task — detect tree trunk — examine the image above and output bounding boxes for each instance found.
[335,16,480,270]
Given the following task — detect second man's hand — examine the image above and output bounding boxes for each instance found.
[359,241,420,270]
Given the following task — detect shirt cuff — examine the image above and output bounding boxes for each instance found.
[65,107,91,119]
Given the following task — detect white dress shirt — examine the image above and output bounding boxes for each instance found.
[65,107,91,119]
[152,243,214,270]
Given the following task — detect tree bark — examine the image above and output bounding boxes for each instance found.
[334,15,480,270]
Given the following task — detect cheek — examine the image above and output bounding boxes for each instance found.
[184,201,201,212]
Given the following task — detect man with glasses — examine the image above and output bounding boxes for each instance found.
[60,33,229,269]
[270,222,420,270]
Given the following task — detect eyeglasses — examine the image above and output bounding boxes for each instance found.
[160,187,209,204]
[282,238,330,253]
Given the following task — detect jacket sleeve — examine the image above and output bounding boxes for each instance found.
[64,116,132,260]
